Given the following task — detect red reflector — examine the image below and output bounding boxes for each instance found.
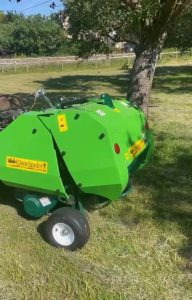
[114,143,120,154]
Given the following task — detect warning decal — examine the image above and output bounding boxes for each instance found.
[57,114,68,132]
[129,139,145,158]
[6,157,48,173]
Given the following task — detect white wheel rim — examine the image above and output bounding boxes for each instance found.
[52,223,75,246]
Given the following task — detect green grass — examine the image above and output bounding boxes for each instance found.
[0,62,192,299]
[0,57,133,75]
[1,50,191,75]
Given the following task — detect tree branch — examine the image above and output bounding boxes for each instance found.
[147,0,180,45]
[107,32,137,44]
[171,0,191,19]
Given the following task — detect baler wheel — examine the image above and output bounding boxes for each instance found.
[43,207,90,251]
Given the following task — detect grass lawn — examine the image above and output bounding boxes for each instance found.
[0,62,192,299]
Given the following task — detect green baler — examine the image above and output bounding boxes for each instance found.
[0,93,153,250]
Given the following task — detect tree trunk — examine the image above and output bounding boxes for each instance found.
[127,40,164,115]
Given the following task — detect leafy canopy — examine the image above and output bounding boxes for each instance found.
[0,12,66,56]
[62,0,192,55]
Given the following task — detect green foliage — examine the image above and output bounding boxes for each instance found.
[64,0,160,40]
[0,11,8,23]
[166,9,192,52]
[0,25,12,53]
[0,12,69,56]
[62,0,192,56]
[14,15,63,56]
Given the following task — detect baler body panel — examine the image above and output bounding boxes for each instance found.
[0,97,152,201]
[39,99,149,200]
[0,113,67,198]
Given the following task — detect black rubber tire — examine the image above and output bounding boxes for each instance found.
[43,207,90,251]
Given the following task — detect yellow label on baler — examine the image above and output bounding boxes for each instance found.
[129,139,145,158]
[6,157,48,173]
[57,114,68,132]
[113,108,121,113]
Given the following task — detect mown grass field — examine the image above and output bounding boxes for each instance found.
[0,60,192,299]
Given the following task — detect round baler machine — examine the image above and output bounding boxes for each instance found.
[0,91,153,250]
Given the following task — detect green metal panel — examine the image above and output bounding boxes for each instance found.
[39,99,149,200]
[0,96,152,202]
[0,113,67,198]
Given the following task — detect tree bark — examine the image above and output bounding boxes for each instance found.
[127,36,166,115]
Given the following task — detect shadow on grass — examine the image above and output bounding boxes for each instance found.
[34,73,129,97]
[116,131,192,264]
[153,65,192,94]
[0,182,28,218]
[30,65,192,97]
[4,65,191,106]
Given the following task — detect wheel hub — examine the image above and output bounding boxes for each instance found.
[52,223,75,246]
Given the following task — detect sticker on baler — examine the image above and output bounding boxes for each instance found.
[6,157,48,173]
[39,197,51,207]
[57,114,68,132]
[129,139,145,158]
[96,110,106,117]
[113,108,121,113]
